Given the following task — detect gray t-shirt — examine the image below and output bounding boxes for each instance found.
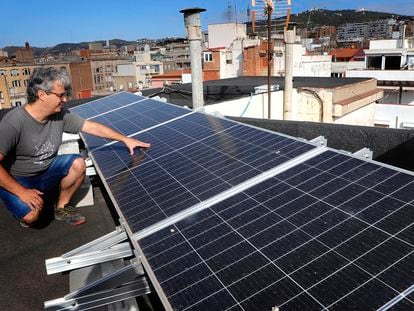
[0,105,85,177]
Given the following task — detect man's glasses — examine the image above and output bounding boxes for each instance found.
[46,91,68,99]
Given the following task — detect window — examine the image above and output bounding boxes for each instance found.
[204,52,213,62]
[22,68,31,75]
[24,79,29,87]
[11,69,19,76]
[226,51,232,64]
[94,76,103,84]
[384,56,401,70]
[0,91,3,99]
[367,56,382,70]
[408,56,414,69]
[12,80,21,87]
[0,70,7,75]
[151,65,160,73]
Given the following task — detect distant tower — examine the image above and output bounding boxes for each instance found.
[15,42,34,63]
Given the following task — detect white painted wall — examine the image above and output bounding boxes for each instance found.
[182,74,192,84]
[273,44,331,77]
[204,91,284,120]
[369,39,409,49]
[208,23,247,49]
[334,103,375,126]
[295,55,332,77]
[227,40,244,77]
[116,63,135,76]
[332,61,365,74]
[204,89,375,127]
[375,103,414,128]
[346,69,414,81]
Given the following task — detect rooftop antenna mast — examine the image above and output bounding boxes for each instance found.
[251,0,291,119]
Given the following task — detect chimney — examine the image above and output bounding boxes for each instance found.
[284,23,296,120]
[180,7,206,109]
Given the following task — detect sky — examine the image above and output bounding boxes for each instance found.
[1,0,413,48]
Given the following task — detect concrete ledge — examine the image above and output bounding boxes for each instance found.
[70,176,94,207]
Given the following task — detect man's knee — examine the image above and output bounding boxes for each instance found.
[70,158,86,176]
[22,209,40,224]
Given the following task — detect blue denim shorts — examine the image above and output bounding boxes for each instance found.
[0,154,81,219]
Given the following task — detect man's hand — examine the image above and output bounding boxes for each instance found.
[18,188,44,211]
[82,121,151,156]
[123,137,151,156]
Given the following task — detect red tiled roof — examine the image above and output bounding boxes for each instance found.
[329,48,359,59]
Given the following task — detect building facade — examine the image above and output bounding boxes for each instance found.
[0,62,71,108]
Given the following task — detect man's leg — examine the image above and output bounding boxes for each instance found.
[41,154,87,225]
[0,186,40,225]
[56,157,86,208]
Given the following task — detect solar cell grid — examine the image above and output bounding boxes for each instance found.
[70,91,145,119]
[73,93,414,310]
[138,150,414,310]
[96,112,317,233]
[81,99,191,149]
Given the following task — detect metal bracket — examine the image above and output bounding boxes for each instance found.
[44,259,150,311]
[353,147,373,160]
[46,242,133,275]
[310,136,327,147]
[46,226,130,275]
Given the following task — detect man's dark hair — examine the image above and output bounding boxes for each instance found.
[26,67,71,104]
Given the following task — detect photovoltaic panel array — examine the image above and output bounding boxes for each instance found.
[91,111,317,233]
[70,91,146,119]
[76,92,414,310]
[138,150,414,310]
[72,94,191,150]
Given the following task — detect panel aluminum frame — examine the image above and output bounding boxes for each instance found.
[44,259,150,311]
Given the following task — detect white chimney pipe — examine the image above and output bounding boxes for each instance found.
[180,8,206,110]
[284,24,296,120]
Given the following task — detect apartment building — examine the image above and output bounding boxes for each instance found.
[159,40,191,70]
[112,60,163,91]
[0,61,71,108]
[346,38,414,128]
[337,19,397,43]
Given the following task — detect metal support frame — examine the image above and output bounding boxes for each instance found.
[44,258,150,311]
[310,136,327,147]
[353,147,373,160]
[46,226,131,275]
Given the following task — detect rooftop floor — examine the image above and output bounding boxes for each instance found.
[0,181,116,309]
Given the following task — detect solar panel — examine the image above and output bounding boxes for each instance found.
[70,91,146,119]
[81,98,192,150]
[75,93,414,310]
[137,150,414,310]
[91,112,318,234]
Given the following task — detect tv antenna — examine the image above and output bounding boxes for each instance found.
[251,0,291,118]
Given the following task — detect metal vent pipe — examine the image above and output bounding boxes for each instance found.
[180,8,206,109]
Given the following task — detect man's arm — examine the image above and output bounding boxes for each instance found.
[0,153,43,211]
[81,120,151,155]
